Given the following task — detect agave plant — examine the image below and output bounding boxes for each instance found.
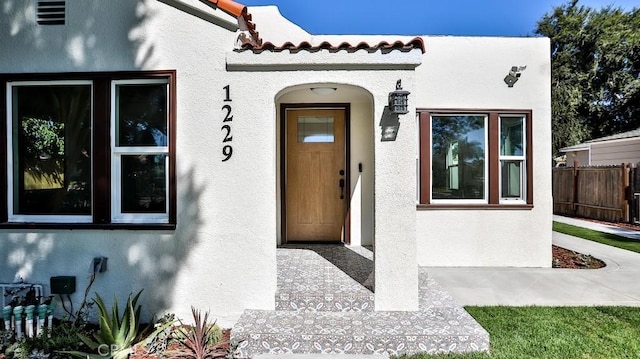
[65,290,148,359]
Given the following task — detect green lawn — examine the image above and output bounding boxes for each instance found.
[398,306,640,359]
[400,222,640,358]
[552,221,640,253]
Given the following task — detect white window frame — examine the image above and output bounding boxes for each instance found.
[499,115,526,204]
[110,79,169,224]
[430,114,489,204]
[6,80,93,223]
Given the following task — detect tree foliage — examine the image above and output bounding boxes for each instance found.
[535,0,640,155]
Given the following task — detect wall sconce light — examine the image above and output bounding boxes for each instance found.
[388,80,410,114]
[381,124,399,141]
[504,66,527,87]
[310,87,337,95]
[379,106,400,142]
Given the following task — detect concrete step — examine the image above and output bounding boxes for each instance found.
[275,291,375,312]
[231,309,489,357]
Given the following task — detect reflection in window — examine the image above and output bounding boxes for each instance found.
[11,84,92,216]
[116,84,168,147]
[501,117,523,156]
[121,155,167,213]
[501,161,522,198]
[431,115,486,201]
[297,116,334,143]
[112,79,170,222]
[500,116,525,201]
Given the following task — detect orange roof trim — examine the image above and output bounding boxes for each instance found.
[207,0,262,46]
[237,37,426,54]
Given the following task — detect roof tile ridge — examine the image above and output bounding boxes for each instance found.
[407,37,426,53]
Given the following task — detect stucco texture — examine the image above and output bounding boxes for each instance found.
[0,1,553,326]
[415,36,553,267]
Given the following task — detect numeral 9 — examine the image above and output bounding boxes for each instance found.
[222,145,233,162]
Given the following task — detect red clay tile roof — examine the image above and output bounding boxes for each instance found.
[236,37,426,54]
[209,0,425,54]
[206,0,262,46]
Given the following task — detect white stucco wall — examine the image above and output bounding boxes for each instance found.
[224,67,421,310]
[0,0,553,326]
[0,0,277,327]
[415,36,553,267]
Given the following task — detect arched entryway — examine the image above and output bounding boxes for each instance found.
[274,83,375,247]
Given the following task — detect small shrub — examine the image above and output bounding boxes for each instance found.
[162,308,227,359]
[65,290,149,359]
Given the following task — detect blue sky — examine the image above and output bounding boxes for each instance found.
[241,0,638,36]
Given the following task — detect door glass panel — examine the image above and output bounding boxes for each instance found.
[297,116,334,143]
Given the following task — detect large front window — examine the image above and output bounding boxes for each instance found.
[418,110,532,207]
[3,72,176,227]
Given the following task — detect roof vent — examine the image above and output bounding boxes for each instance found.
[37,1,66,25]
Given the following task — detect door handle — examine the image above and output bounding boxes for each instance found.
[339,178,345,199]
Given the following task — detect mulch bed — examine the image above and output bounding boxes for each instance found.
[552,215,640,269]
[552,245,606,269]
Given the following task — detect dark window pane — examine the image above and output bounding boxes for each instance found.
[501,160,522,198]
[116,83,167,146]
[121,155,167,213]
[12,85,92,215]
[500,117,524,156]
[431,115,486,200]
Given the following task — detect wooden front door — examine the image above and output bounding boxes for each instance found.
[285,109,346,242]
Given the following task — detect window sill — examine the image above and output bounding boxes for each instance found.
[0,223,176,230]
[417,204,533,210]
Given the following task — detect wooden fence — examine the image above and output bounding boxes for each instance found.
[552,163,633,223]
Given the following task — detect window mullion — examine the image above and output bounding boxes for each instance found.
[419,112,431,204]
[94,78,110,224]
[488,112,500,204]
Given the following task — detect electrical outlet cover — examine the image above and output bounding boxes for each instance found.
[50,276,76,294]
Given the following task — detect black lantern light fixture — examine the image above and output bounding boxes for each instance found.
[388,79,410,114]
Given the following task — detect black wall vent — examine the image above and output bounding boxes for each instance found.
[37,1,66,25]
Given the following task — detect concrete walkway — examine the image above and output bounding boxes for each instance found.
[553,214,640,240]
[249,217,640,359]
[427,216,640,306]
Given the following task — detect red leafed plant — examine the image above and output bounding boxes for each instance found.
[166,307,228,359]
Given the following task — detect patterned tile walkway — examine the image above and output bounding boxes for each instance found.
[231,245,489,357]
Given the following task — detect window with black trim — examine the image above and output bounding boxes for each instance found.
[418,110,533,208]
[1,71,176,227]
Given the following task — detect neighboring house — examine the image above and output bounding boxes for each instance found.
[0,0,552,326]
[561,128,640,167]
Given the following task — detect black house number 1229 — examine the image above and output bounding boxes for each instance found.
[221,85,233,161]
